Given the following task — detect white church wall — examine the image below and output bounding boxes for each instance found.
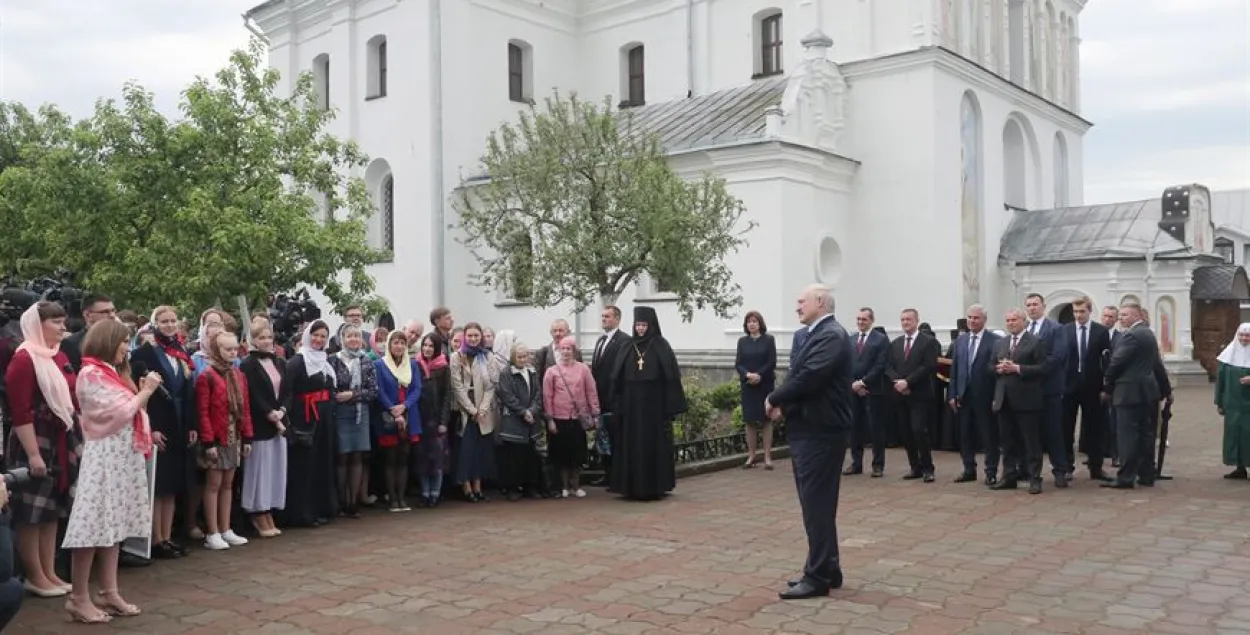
[1002,259,1195,361]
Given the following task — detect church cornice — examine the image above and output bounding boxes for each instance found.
[667,140,858,193]
[842,46,1093,134]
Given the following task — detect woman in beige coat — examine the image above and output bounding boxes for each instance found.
[450,322,498,502]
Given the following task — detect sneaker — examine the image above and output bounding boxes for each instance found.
[574,489,587,498]
[364,494,378,506]
[560,489,570,498]
[221,530,249,546]
[204,534,230,550]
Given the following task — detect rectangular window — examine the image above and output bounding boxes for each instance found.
[508,44,525,102]
[627,46,645,106]
[761,14,783,76]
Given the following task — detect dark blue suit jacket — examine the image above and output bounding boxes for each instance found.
[850,329,889,394]
[1031,317,1068,397]
[949,329,1000,405]
[770,315,853,432]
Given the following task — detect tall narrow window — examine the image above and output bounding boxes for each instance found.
[367,36,388,99]
[380,174,395,253]
[507,41,533,103]
[312,54,330,110]
[619,44,645,107]
[759,12,783,77]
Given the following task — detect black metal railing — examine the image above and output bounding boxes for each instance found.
[672,421,787,466]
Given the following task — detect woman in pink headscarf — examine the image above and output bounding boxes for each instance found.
[3,302,82,597]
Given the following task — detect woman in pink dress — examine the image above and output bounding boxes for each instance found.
[63,319,159,623]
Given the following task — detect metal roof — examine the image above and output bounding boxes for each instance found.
[998,199,1191,264]
[1192,265,1250,301]
[620,77,787,153]
[1213,188,1250,231]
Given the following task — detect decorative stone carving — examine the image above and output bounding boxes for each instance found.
[779,30,849,154]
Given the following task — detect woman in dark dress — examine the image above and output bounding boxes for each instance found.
[414,333,451,507]
[278,320,338,527]
[130,306,196,559]
[609,306,687,501]
[3,302,81,597]
[735,311,777,469]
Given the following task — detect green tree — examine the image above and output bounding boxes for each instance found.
[452,91,754,321]
[0,38,385,315]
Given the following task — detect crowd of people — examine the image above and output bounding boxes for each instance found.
[0,296,687,624]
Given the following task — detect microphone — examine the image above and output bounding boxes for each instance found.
[132,360,172,400]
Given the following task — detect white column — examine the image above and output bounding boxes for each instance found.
[1070,21,1081,110]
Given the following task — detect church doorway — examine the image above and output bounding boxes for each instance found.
[1051,303,1074,324]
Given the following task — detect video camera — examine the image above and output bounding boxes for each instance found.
[268,288,321,347]
[0,270,86,333]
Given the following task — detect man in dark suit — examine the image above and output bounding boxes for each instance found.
[60,293,116,372]
[765,284,853,600]
[885,308,941,482]
[845,307,889,477]
[1062,297,1113,481]
[1102,302,1162,489]
[1100,305,1122,465]
[989,309,1050,494]
[948,304,1001,485]
[533,318,583,381]
[590,305,628,485]
[1023,293,1071,487]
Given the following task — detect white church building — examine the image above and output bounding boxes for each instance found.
[245,0,1096,359]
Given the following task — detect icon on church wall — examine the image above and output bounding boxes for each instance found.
[1156,297,1175,354]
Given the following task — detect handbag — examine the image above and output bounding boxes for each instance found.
[556,366,597,431]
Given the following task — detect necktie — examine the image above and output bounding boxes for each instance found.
[1010,335,1018,353]
[594,335,607,363]
[1078,325,1087,373]
[969,333,978,361]
[857,333,866,354]
[904,336,913,358]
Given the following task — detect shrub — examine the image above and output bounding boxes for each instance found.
[707,381,740,412]
[731,404,744,429]
[674,383,716,440]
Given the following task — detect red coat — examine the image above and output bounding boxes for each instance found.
[195,367,255,446]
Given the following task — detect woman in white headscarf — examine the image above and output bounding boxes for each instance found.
[277,320,339,527]
[1216,323,1250,479]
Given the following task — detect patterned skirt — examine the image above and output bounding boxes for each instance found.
[6,411,82,525]
[62,426,152,548]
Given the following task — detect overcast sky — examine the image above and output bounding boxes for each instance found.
[0,0,1246,205]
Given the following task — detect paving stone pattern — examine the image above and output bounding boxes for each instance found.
[13,386,1250,634]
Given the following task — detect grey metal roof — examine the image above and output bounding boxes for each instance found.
[998,199,1191,264]
[620,77,787,153]
[1191,265,1250,301]
[1213,188,1250,231]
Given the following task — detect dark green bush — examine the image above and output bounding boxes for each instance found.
[707,381,740,412]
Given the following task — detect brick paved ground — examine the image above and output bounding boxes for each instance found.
[11,385,1250,634]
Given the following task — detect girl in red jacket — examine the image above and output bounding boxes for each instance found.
[196,332,254,551]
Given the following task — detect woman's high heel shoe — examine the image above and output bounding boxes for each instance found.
[97,589,141,617]
[65,599,111,624]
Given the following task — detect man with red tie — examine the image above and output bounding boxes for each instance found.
[884,309,940,482]
[844,308,890,476]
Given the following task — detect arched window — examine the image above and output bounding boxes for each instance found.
[380,174,394,253]
[366,35,387,99]
[1003,119,1028,211]
[619,43,645,107]
[1053,132,1069,208]
[312,53,330,110]
[507,40,533,103]
[754,9,783,77]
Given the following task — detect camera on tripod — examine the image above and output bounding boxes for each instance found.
[267,288,321,346]
[1,270,86,333]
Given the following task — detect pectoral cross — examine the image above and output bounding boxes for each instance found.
[636,356,645,371]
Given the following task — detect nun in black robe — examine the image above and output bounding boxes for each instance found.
[609,306,687,501]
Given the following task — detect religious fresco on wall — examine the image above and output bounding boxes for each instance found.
[1156,297,1175,354]
[959,93,983,307]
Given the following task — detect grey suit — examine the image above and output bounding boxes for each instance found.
[1104,322,1162,485]
[991,331,1049,481]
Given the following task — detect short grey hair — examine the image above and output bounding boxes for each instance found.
[1004,308,1026,321]
[340,323,363,339]
[966,304,986,317]
[805,284,835,312]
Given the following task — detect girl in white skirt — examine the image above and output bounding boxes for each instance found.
[240,324,290,537]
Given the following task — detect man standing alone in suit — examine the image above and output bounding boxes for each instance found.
[1062,297,1113,481]
[845,307,889,477]
[990,308,1049,494]
[948,305,1001,485]
[1102,302,1162,489]
[764,284,853,600]
[590,306,628,485]
[885,309,941,482]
